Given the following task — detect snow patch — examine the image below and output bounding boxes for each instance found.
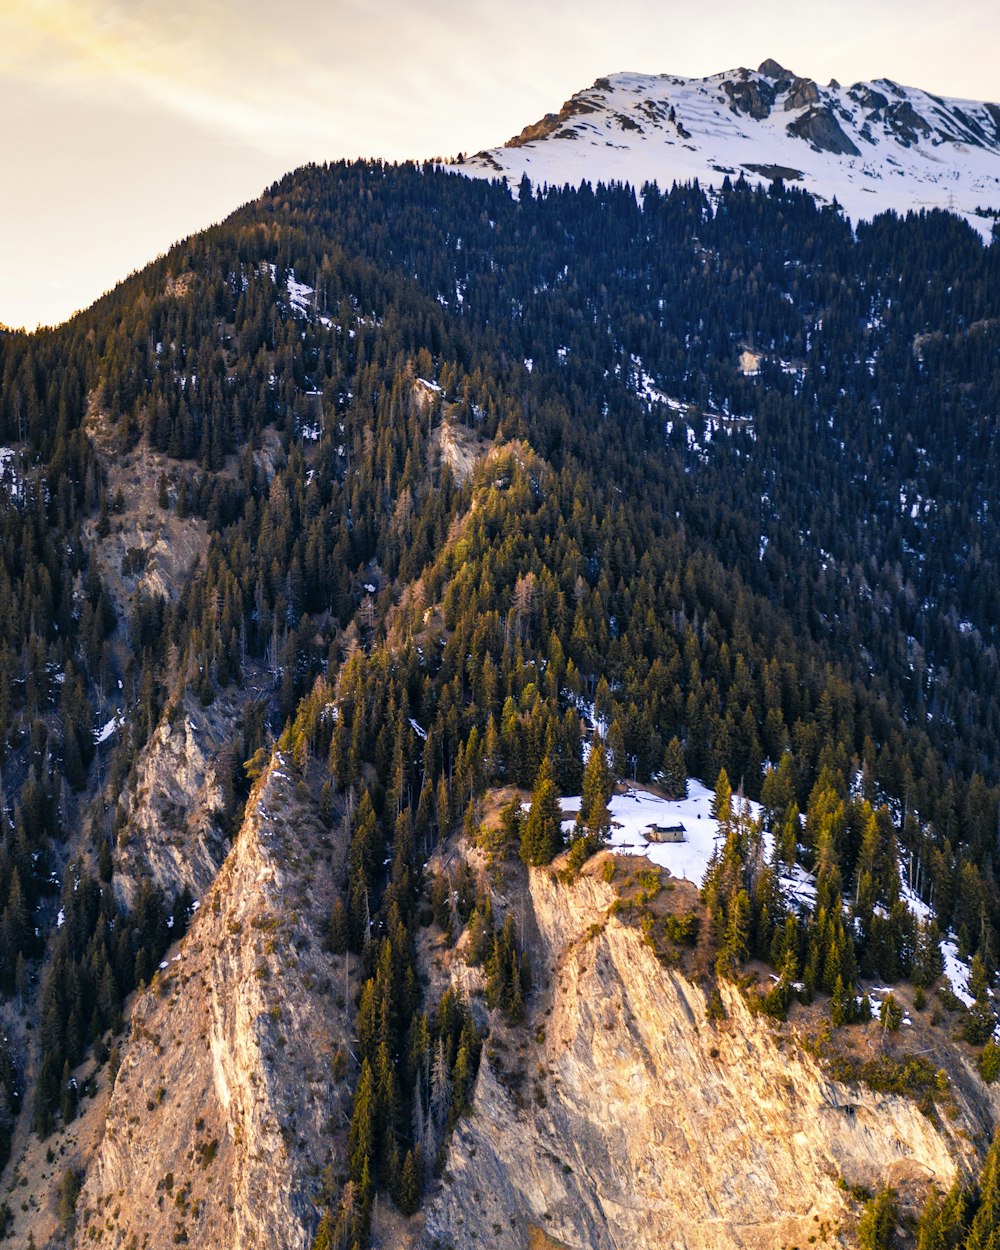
[94,713,124,745]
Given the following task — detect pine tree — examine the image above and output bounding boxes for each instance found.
[329,899,349,955]
[831,975,852,1027]
[521,759,563,866]
[712,769,732,825]
[858,1188,897,1250]
[660,737,687,800]
[397,1148,422,1216]
[347,1059,375,1184]
[967,1136,1000,1250]
[580,741,613,832]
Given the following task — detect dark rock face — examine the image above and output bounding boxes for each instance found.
[849,84,890,115]
[742,162,805,182]
[758,58,793,79]
[784,77,820,111]
[723,76,776,120]
[787,105,861,156]
[886,101,932,147]
[950,105,993,148]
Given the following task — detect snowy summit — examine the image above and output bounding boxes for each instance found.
[460,60,1000,239]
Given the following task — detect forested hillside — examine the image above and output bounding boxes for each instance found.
[0,160,999,1245]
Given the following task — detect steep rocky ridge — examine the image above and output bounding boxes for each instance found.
[110,688,247,911]
[421,856,997,1250]
[70,756,352,1250]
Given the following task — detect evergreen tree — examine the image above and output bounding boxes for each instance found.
[521,759,563,867]
[660,737,687,800]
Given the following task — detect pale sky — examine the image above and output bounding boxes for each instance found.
[1,0,998,330]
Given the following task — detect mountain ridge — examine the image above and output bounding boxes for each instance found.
[460,61,1000,238]
[1,146,1000,1249]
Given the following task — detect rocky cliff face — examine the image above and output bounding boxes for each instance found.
[57,822,1000,1250]
[111,693,236,911]
[421,858,995,1250]
[72,757,351,1250]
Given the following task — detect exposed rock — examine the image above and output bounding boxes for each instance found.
[421,861,995,1250]
[784,77,820,111]
[74,757,352,1250]
[430,419,488,486]
[111,690,242,910]
[787,105,861,156]
[506,90,605,148]
[758,58,793,80]
[886,101,933,147]
[722,75,776,121]
[163,271,197,299]
[849,84,890,116]
[614,112,642,132]
[742,163,804,182]
[949,105,992,148]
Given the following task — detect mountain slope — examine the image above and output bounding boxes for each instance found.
[1,157,1000,1249]
[419,853,993,1250]
[460,61,1000,238]
[72,756,352,1250]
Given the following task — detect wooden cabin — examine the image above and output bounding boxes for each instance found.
[646,822,686,844]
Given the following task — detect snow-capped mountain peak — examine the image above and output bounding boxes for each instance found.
[459,61,1000,238]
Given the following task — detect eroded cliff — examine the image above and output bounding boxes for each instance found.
[110,695,234,911]
[72,757,351,1250]
[421,858,996,1250]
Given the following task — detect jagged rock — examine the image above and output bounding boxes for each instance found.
[849,84,890,115]
[506,91,603,148]
[722,76,776,120]
[887,100,933,146]
[421,861,996,1250]
[758,58,793,79]
[74,757,353,1250]
[784,77,820,111]
[111,691,239,910]
[786,105,861,155]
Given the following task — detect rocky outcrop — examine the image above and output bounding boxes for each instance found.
[787,105,861,156]
[112,692,238,910]
[785,77,821,111]
[74,758,352,1250]
[421,859,994,1250]
[758,59,793,81]
[506,89,605,148]
[723,74,776,120]
[887,101,933,146]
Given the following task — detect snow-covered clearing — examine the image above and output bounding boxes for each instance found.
[285,272,333,327]
[940,940,974,1007]
[561,779,731,884]
[0,447,26,502]
[552,772,973,1007]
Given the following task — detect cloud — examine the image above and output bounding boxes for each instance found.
[1,1,623,163]
[2,0,999,327]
